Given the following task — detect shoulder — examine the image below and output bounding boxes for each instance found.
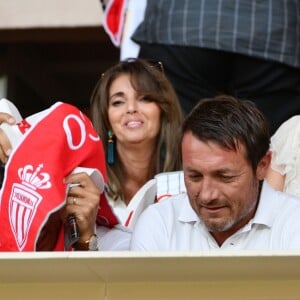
[150,193,188,215]
[98,225,132,251]
[259,182,300,215]
[131,193,188,251]
[273,192,300,245]
[260,187,300,249]
[271,189,300,222]
[133,193,188,231]
[262,182,300,206]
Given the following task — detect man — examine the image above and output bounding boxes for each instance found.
[131,95,300,250]
[134,0,300,134]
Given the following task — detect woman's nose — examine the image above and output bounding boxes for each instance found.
[126,109,137,114]
[126,100,138,114]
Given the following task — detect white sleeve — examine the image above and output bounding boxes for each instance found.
[0,98,23,148]
[130,204,169,251]
[0,98,53,149]
[270,116,300,175]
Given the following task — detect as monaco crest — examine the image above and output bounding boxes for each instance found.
[9,164,51,250]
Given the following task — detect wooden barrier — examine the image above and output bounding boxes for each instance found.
[1,251,300,300]
[0,0,102,29]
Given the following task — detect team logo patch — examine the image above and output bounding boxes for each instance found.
[9,164,51,250]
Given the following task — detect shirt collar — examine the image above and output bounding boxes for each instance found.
[178,193,200,223]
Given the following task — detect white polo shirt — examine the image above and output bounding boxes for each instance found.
[130,182,300,251]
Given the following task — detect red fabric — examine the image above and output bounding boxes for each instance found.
[0,102,118,251]
[17,119,31,134]
[103,0,128,47]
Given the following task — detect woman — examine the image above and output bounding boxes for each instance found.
[266,115,300,197]
[90,58,183,223]
[0,58,183,250]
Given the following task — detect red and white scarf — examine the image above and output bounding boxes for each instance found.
[0,102,119,251]
[103,0,128,47]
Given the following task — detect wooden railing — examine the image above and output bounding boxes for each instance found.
[1,251,300,299]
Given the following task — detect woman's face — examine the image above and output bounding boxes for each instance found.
[108,74,161,146]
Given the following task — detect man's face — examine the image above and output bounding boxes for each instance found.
[182,131,268,244]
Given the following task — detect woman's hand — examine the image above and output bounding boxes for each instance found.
[62,172,101,249]
[36,172,101,251]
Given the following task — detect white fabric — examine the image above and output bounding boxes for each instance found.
[155,171,186,201]
[97,225,132,251]
[270,116,300,197]
[0,98,51,149]
[130,181,300,251]
[107,195,128,224]
[120,0,147,60]
[0,98,23,148]
[98,170,185,250]
[104,179,156,228]
[105,171,185,226]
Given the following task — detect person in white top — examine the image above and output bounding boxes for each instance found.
[266,115,300,198]
[90,58,182,225]
[131,95,300,251]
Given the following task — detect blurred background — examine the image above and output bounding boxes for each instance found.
[0,0,119,117]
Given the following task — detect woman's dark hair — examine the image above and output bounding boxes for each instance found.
[90,58,183,200]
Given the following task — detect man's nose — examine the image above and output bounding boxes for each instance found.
[198,178,219,203]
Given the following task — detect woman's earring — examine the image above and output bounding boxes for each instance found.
[107,130,115,165]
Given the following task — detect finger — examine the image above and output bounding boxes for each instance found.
[65,172,88,183]
[69,186,100,200]
[62,198,94,231]
[66,195,81,206]
[0,145,8,164]
[0,128,12,158]
[0,113,16,125]
[66,194,99,212]
[67,177,100,198]
[65,172,96,189]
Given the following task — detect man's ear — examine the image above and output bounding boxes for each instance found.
[256,150,272,180]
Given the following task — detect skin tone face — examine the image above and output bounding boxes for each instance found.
[108,74,161,147]
[182,131,270,246]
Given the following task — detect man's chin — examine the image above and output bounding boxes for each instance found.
[206,219,235,233]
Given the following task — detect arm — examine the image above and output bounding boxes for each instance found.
[266,115,300,193]
[265,166,285,192]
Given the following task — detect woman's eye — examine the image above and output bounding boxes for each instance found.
[111,99,124,106]
[139,96,152,102]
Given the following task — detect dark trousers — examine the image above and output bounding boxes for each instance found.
[139,43,300,134]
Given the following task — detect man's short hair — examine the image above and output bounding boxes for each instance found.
[182,95,270,171]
